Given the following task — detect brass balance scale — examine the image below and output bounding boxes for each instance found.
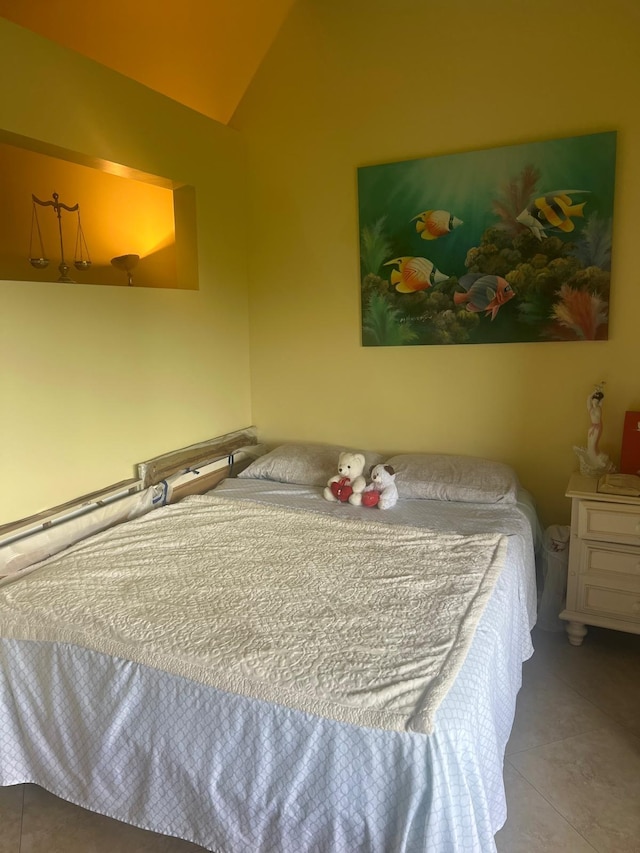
[28,192,91,283]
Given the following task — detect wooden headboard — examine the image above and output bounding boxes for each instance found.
[138,426,258,501]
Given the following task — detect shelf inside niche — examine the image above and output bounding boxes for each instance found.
[0,129,198,290]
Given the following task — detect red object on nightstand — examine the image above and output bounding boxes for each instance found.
[620,410,640,475]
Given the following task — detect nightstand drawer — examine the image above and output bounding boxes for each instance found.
[580,542,640,578]
[579,581,640,623]
[577,501,640,545]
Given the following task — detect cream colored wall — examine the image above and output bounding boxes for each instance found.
[0,19,251,524]
[233,0,640,526]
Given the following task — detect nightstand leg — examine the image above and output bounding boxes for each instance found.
[565,621,588,646]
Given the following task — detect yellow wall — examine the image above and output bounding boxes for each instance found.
[233,0,640,526]
[0,19,251,524]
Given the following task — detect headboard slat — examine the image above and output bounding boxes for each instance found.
[137,426,257,488]
[0,478,141,541]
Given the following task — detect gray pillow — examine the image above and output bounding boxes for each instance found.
[237,443,384,487]
[385,453,518,504]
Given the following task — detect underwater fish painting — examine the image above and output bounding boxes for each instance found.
[412,209,463,240]
[384,256,450,293]
[358,131,616,346]
[516,191,589,241]
[454,274,515,320]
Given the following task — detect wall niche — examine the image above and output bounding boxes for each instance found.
[0,130,198,290]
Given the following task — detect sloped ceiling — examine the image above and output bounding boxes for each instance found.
[0,0,296,125]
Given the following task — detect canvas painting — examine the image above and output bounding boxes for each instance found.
[358,131,617,346]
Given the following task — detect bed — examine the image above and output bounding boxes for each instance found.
[0,437,539,852]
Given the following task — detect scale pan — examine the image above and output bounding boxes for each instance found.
[29,258,49,269]
[74,260,92,271]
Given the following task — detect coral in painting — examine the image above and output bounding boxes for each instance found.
[548,284,608,341]
[571,214,612,270]
[491,164,541,235]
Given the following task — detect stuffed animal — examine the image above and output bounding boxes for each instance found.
[362,464,398,510]
[324,451,367,505]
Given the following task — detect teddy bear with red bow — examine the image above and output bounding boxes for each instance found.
[323,451,367,506]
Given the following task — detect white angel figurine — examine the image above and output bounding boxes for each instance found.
[573,383,615,477]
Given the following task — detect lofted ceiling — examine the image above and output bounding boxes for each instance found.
[0,0,296,125]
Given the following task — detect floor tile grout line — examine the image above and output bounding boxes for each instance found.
[510,717,640,764]
[505,720,606,758]
[504,758,600,852]
[508,663,634,757]
[529,635,640,739]
[536,667,640,740]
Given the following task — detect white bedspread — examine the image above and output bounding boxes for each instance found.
[1,484,539,851]
[0,494,507,735]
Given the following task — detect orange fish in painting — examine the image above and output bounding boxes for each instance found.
[384,256,450,293]
[412,209,463,240]
[454,274,515,320]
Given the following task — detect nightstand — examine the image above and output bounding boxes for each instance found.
[561,473,640,645]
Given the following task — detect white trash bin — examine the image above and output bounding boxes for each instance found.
[537,525,570,632]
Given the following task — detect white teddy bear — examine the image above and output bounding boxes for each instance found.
[323,451,367,506]
[362,464,398,510]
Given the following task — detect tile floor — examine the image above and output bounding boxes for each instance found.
[1,625,639,852]
[496,625,640,853]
